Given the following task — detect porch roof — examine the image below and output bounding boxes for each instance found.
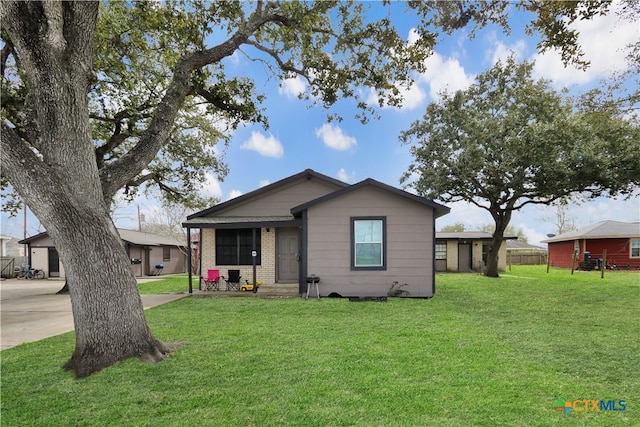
[182,215,300,229]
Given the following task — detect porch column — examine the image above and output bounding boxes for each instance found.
[187,227,192,293]
[252,227,257,293]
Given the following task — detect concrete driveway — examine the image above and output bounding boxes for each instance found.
[0,278,189,350]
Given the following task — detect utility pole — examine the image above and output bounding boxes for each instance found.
[23,202,27,257]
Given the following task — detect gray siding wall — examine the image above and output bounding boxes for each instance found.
[148,246,186,275]
[306,186,435,298]
[214,178,341,217]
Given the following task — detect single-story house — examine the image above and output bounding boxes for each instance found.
[19,228,187,278]
[541,220,640,270]
[434,232,517,272]
[183,169,450,298]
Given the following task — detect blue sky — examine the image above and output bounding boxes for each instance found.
[2,1,638,246]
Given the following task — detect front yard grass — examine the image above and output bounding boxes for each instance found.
[137,274,190,294]
[2,266,638,426]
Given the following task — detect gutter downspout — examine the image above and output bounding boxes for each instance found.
[432,209,436,297]
[299,210,308,295]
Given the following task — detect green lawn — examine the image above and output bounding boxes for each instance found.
[137,274,191,294]
[2,266,638,426]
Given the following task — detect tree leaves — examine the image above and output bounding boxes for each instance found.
[401,55,639,216]
[2,0,631,213]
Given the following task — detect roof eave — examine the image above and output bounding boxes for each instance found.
[183,218,302,229]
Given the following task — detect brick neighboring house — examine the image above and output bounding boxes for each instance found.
[184,169,450,298]
[19,228,187,278]
[541,220,640,270]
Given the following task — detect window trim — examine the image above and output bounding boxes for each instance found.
[435,243,447,260]
[162,246,171,262]
[351,216,386,271]
[215,228,261,266]
[631,238,640,258]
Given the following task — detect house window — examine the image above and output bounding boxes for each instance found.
[435,243,447,260]
[631,238,640,258]
[162,247,171,261]
[351,217,386,270]
[215,229,261,265]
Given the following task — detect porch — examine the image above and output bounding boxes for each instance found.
[197,281,300,297]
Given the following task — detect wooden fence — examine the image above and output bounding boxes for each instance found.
[1,257,16,278]
[507,251,548,265]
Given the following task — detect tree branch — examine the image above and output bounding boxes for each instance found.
[0,123,58,206]
[98,4,285,200]
[244,40,307,76]
[92,106,154,167]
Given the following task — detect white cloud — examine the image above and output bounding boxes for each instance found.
[228,51,241,65]
[365,81,426,111]
[200,172,223,200]
[336,168,356,183]
[258,179,270,188]
[361,27,428,111]
[279,76,306,99]
[436,200,493,230]
[486,36,527,65]
[240,131,284,158]
[407,28,421,46]
[315,124,357,151]
[399,81,428,110]
[227,189,243,200]
[515,222,549,247]
[582,198,640,226]
[532,2,637,87]
[418,52,475,100]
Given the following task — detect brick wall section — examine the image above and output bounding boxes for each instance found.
[201,227,277,285]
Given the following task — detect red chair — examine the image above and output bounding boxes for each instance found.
[201,269,220,291]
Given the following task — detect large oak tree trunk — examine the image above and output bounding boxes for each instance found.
[484,237,502,278]
[1,1,172,378]
[54,209,173,378]
[27,180,174,378]
[485,209,511,278]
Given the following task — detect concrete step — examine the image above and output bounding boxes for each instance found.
[197,283,300,297]
[258,283,299,296]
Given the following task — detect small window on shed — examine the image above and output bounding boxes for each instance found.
[163,247,171,261]
[435,243,447,260]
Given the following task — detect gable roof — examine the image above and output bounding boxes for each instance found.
[187,169,348,220]
[507,240,545,251]
[291,178,450,217]
[118,229,184,247]
[18,231,49,245]
[541,220,640,243]
[19,229,184,247]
